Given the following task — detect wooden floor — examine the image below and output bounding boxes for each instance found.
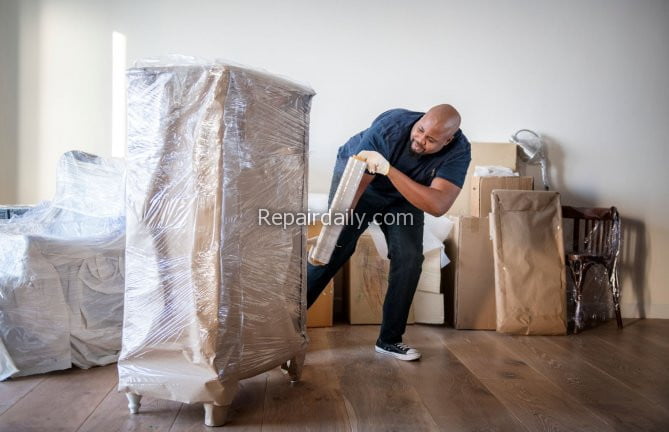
[1,319,669,431]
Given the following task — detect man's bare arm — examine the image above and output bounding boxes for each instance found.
[386,168,460,216]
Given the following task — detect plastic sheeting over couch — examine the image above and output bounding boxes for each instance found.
[118,58,314,415]
[0,151,125,380]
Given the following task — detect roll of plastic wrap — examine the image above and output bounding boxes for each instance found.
[308,156,367,265]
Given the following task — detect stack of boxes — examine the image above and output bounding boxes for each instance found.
[442,143,534,329]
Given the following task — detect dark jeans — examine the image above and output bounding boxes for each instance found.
[307,157,424,343]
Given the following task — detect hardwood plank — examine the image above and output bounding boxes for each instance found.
[0,364,117,432]
[398,325,527,431]
[0,375,45,416]
[581,322,669,379]
[169,373,266,432]
[591,318,669,349]
[477,378,607,432]
[437,329,611,432]
[489,331,669,430]
[78,384,183,432]
[261,327,350,431]
[545,330,669,408]
[327,325,439,432]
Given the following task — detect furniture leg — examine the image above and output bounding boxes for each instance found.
[204,403,230,427]
[568,259,586,334]
[609,266,624,329]
[285,352,305,384]
[126,393,142,414]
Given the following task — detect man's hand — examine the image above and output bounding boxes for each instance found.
[357,151,390,175]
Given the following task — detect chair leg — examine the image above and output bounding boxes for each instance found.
[567,260,586,334]
[609,266,623,329]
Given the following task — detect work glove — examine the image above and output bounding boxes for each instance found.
[357,150,390,175]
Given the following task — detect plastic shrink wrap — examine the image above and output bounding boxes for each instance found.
[308,156,366,265]
[118,59,314,423]
[563,216,620,330]
[0,151,125,380]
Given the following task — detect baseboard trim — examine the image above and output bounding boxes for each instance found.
[621,303,669,319]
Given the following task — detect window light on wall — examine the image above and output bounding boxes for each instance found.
[111,31,127,158]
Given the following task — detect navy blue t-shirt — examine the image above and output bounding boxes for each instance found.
[338,109,471,200]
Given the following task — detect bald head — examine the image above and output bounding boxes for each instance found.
[409,104,461,155]
[426,104,461,136]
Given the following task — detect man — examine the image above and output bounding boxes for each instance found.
[308,104,471,361]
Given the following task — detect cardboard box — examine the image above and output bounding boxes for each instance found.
[347,232,415,324]
[413,248,445,323]
[307,222,334,327]
[490,190,567,335]
[307,281,334,328]
[442,216,496,330]
[448,142,517,216]
[416,248,442,294]
[413,291,444,324]
[470,176,534,217]
[307,223,323,239]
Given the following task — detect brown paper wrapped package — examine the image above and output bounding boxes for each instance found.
[490,190,567,335]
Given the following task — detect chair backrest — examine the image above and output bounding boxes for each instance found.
[561,206,621,263]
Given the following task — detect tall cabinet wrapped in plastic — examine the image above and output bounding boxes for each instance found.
[118,60,315,426]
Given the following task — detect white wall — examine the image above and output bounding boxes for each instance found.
[3,0,668,317]
[1,0,113,203]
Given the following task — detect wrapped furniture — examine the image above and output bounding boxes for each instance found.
[562,206,622,333]
[0,206,31,220]
[0,151,126,380]
[118,60,314,426]
[490,190,567,335]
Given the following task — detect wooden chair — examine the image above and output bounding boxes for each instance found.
[562,206,623,333]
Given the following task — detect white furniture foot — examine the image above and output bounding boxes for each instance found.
[204,403,229,427]
[126,393,142,414]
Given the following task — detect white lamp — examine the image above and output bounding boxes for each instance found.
[511,129,550,190]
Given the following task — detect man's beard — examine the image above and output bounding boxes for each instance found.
[408,140,422,158]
